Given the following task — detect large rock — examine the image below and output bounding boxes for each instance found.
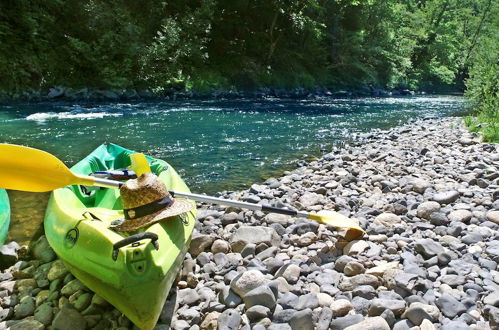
[317,293,334,307]
[177,288,201,305]
[242,285,276,309]
[31,236,57,263]
[217,309,241,330]
[93,90,119,100]
[73,292,92,311]
[447,210,472,223]
[331,299,353,317]
[344,261,365,276]
[432,191,459,204]
[10,319,44,330]
[373,213,401,228]
[14,296,35,319]
[211,239,230,254]
[219,287,242,307]
[275,264,301,284]
[200,311,220,330]
[344,316,390,330]
[61,279,86,296]
[330,314,364,329]
[416,202,440,219]
[231,226,279,247]
[296,293,319,310]
[299,193,325,207]
[440,320,473,330]
[335,255,355,272]
[368,299,406,316]
[486,240,499,260]
[273,307,297,322]
[52,304,87,330]
[47,87,65,99]
[34,302,54,325]
[265,214,290,225]
[189,234,216,257]
[429,212,449,226]
[343,240,370,256]
[484,291,499,307]
[47,260,69,281]
[317,307,333,330]
[0,241,20,269]
[486,211,499,225]
[436,294,467,318]
[246,305,271,322]
[290,232,318,247]
[403,302,440,325]
[289,308,314,330]
[230,270,269,297]
[340,274,379,291]
[412,178,431,194]
[419,319,437,330]
[414,239,445,259]
[366,262,400,277]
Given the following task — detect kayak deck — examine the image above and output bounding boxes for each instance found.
[44,143,196,329]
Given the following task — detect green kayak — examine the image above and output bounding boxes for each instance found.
[44,143,196,329]
[0,189,10,245]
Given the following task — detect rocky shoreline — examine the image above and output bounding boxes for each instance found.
[0,86,428,104]
[0,117,498,330]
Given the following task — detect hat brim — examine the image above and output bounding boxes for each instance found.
[111,198,194,232]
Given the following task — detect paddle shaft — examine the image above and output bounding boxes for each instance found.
[171,190,310,218]
[86,176,310,218]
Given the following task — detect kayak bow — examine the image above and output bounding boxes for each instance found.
[44,143,196,330]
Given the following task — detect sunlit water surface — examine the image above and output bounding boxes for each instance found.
[0,96,465,243]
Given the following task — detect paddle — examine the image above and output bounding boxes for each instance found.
[0,144,365,239]
[128,153,363,240]
[130,153,151,177]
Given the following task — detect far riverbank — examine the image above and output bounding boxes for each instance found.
[0,86,463,104]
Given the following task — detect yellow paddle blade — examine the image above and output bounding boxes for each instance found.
[129,153,151,177]
[0,144,94,192]
[308,210,365,240]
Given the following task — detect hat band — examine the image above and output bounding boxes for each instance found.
[124,195,174,220]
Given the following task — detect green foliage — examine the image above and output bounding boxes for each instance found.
[464,7,499,142]
[0,0,496,95]
[139,0,214,90]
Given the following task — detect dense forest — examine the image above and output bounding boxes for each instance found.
[0,0,497,95]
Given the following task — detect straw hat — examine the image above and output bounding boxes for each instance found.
[112,172,193,232]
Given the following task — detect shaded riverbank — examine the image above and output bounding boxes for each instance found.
[0,116,497,329]
[0,86,451,104]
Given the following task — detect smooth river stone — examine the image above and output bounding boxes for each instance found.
[417,202,440,219]
[448,210,472,223]
[373,213,401,227]
[344,240,370,255]
[432,191,460,204]
[486,211,499,225]
[344,316,390,330]
[230,270,269,297]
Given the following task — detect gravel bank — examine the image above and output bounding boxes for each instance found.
[0,117,498,330]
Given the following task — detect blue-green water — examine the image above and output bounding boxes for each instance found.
[0,96,465,243]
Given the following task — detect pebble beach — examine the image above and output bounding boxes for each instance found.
[0,116,498,330]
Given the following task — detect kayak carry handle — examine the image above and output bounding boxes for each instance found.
[112,232,159,261]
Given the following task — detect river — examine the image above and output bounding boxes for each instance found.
[0,96,465,243]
